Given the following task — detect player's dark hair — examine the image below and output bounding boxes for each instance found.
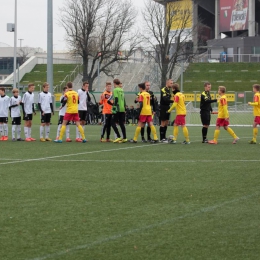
[219,86,226,93]
[63,86,68,91]
[66,82,73,88]
[204,82,211,87]
[138,83,146,90]
[0,87,5,92]
[83,81,89,86]
[106,81,112,86]
[113,78,120,85]
[253,84,260,91]
[172,83,180,91]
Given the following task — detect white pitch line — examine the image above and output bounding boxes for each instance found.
[0,144,162,166]
[47,159,260,163]
[28,192,259,260]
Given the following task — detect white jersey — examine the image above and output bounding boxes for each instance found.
[38,91,52,113]
[78,89,87,111]
[59,95,67,116]
[0,95,10,117]
[9,96,22,117]
[22,91,34,114]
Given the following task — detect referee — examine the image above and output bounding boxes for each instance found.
[159,79,174,142]
[200,82,217,143]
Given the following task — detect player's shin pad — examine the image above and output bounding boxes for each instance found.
[226,127,237,138]
[150,125,158,140]
[78,125,85,140]
[253,128,258,141]
[182,126,189,142]
[134,127,141,141]
[214,129,220,142]
[173,126,178,140]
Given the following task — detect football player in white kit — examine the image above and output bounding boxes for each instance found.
[0,87,10,141]
[21,83,36,142]
[9,88,24,141]
[76,81,90,142]
[38,83,54,142]
[56,86,71,142]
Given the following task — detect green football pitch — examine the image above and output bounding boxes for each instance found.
[1,120,260,260]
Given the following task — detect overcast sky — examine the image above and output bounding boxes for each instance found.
[0,0,145,51]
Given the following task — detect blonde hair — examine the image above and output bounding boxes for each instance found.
[12,88,19,93]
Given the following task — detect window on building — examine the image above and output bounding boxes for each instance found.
[252,47,260,55]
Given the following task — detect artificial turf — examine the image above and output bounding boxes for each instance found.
[0,122,259,260]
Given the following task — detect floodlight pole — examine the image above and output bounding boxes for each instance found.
[47,0,53,94]
[13,0,17,89]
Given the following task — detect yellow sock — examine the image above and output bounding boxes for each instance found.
[134,127,141,141]
[78,125,85,140]
[182,126,189,142]
[59,125,66,140]
[253,128,258,141]
[150,125,158,140]
[214,129,220,142]
[173,126,178,140]
[226,127,237,138]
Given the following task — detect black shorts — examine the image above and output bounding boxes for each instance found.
[103,114,112,125]
[200,110,211,126]
[41,113,52,123]
[58,115,70,125]
[12,117,21,125]
[78,110,87,121]
[160,106,170,121]
[113,112,125,124]
[0,117,8,123]
[23,114,33,121]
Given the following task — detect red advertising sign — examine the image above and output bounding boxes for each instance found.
[219,0,248,32]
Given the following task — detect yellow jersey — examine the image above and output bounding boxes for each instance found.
[174,92,186,115]
[64,90,79,114]
[249,92,260,116]
[218,95,229,119]
[139,92,152,116]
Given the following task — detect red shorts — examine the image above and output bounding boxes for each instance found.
[175,115,186,126]
[139,115,153,123]
[64,113,80,122]
[254,116,260,124]
[216,118,229,127]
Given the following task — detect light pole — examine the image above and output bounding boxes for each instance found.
[18,39,24,48]
[47,0,53,94]
[13,0,17,88]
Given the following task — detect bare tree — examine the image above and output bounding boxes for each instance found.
[60,0,140,91]
[142,0,199,89]
[17,47,35,65]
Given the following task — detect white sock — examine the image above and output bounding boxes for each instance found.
[17,125,21,139]
[40,126,44,138]
[3,123,8,137]
[66,125,70,139]
[57,124,61,137]
[0,124,3,136]
[45,125,50,138]
[76,127,79,139]
[28,127,31,138]
[24,127,28,138]
[12,125,16,139]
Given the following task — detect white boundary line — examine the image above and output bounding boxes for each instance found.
[0,136,253,166]
[46,159,260,163]
[0,144,162,166]
[28,192,259,260]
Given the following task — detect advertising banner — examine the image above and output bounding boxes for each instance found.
[219,0,248,32]
[167,0,192,31]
